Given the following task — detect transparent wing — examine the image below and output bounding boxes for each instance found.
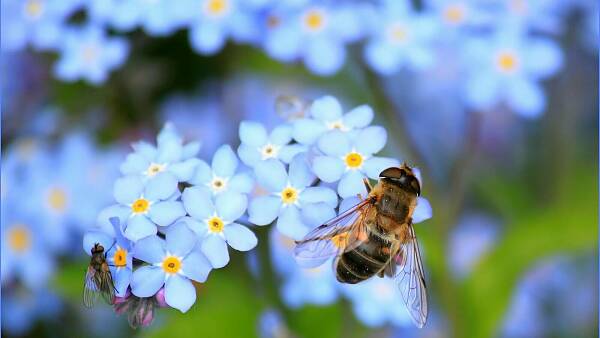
[389,224,428,328]
[275,95,308,121]
[99,268,116,305]
[294,198,373,268]
[83,266,99,308]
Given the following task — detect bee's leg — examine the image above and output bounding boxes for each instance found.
[363,178,373,193]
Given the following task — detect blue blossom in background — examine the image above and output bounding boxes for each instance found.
[364,0,438,75]
[190,145,254,196]
[292,95,374,145]
[54,25,129,84]
[312,128,399,198]
[110,174,185,241]
[120,123,201,183]
[492,0,570,34]
[86,0,141,31]
[131,222,212,312]
[248,156,337,240]
[237,121,305,168]
[461,28,563,117]
[1,287,62,336]
[182,188,257,268]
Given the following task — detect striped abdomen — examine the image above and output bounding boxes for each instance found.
[335,226,394,284]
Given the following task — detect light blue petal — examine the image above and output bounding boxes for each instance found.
[237,144,261,167]
[182,141,202,159]
[224,223,257,251]
[300,187,338,208]
[131,141,157,160]
[354,126,387,155]
[120,153,150,175]
[113,267,132,297]
[300,202,336,229]
[254,159,288,192]
[157,123,182,146]
[114,175,144,205]
[338,171,367,199]
[169,158,200,182]
[248,196,281,225]
[464,72,500,109]
[362,157,400,179]
[182,186,214,220]
[189,160,212,185]
[309,96,343,121]
[96,205,131,235]
[365,40,401,75]
[276,206,306,240]
[165,221,197,256]
[269,124,293,145]
[228,173,254,194]
[523,38,563,79]
[179,216,208,238]
[292,118,327,145]
[212,145,238,178]
[505,77,545,118]
[182,250,211,282]
[22,252,54,290]
[264,24,301,61]
[215,192,247,222]
[412,197,432,223]
[304,39,346,76]
[148,201,186,227]
[201,235,230,268]
[317,130,351,156]
[189,22,225,55]
[343,105,373,129]
[165,274,196,313]
[312,156,345,183]
[83,231,114,256]
[145,172,178,201]
[340,196,361,213]
[156,139,183,163]
[123,214,157,241]
[279,144,308,163]
[131,266,164,297]
[133,235,165,264]
[239,121,267,147]
[288,154,314,188]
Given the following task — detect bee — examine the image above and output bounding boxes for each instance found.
[83,242,116,307]
[294,164,428,328]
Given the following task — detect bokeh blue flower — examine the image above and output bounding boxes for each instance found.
[237,121,306,168]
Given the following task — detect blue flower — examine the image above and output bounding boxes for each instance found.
[131,222,212,313]
[364,0,438,75]
[109,174,185,241]
[182,188,257,268]
[461,28,563,117]
[83,217,133,297]
[237,121,305,168]
[312,128,399,198]
[1,287,62,336]
[187,0,259,55]
[189,145,254,196]
[120,123,201,183]
[292,95,374,145]
[54,25,129,85]
[248,156,337,240]
[448,214,499,279]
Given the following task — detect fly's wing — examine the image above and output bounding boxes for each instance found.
[99,266,116,305]
[294,198,373,268]
[387,224,428,328]
[83,266,100,308]
[275,95,307,121]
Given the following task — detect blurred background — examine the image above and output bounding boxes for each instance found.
[1,0,597,337]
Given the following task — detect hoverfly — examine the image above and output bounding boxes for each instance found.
[294,164,428,328]
[83,242,116,307]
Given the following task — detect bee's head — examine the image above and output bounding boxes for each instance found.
[91,243,104,254]
[379,164,421,196]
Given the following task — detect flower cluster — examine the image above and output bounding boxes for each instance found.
[3,0,593,116]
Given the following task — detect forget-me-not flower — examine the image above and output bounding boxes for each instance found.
[312,128,399,198]
[54,25,129,85]
[237,121,306,168]
[189,144,254,196]
[182,188,257,268]
[131,222,212,313]
[292,95,374,145]
[248,156,338,240]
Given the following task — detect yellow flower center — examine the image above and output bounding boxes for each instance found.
[388,23,408,43]
[280,187,298,205]
[207,216,225,233]
[211,177,227,192]
[8,225,31,254]
[260,144,279,160]
[496,51,519,73]
[205,0,229,16]
[331,233,348,249]
[131,198,150,214]
[146,163,165,177]
[303,9,325,31]
[162,256,182,274]
[444,4,465,24]
[113,247,128,267]
[24,0,43,19]
[327,120,347,131]
[345,152,363,169]
[48,187,68,212]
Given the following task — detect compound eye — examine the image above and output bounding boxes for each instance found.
[379,167,403,179]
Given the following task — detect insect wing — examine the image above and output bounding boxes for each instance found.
[275,95,307,121]
[83,266,100,308]
[389,225,428,328]
[99,268,116,305]
[294,198,372,268]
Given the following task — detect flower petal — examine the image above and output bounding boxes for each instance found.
[169,158,200,182]
[182,186,214,220]
[212,145,238,178]
[189,160,212,185]
[277,206,307,240]
[179,216,208,238]
[312,156,345,183]
[362,157,400,179]
[288,154,314,189]
[248,196,281,225]
[237,144,261,167]
[224,223,257,251]
[505,77,545,118]
[97,205,131,235]
[165,222,197,257]
[113,267,132,297]
[254,159,287,192]
[301,202,336,229]
[269,124,293,145]
[293,118,327,145]
[131,266,164,297]
[318,130,351,157]
[133,235,165,264]
[148,201,185,227]
[228,172,254,194]
[309,95,343,121]
[412,197,432,223]
[156,139,183,164]
[181,250,211,282]
[114,175,144,205]
[201,235,230,268]
[240,121,267,147]
[120,153,150,176]
[215,191,247,222]
[145,172,178,201]
[124,215,157,242]
[354,126,387,155]
[337,171,367,199]
[343,105,373,129]
[300,187,338,208]
[165,274,196,313]
[279,144,308,164]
